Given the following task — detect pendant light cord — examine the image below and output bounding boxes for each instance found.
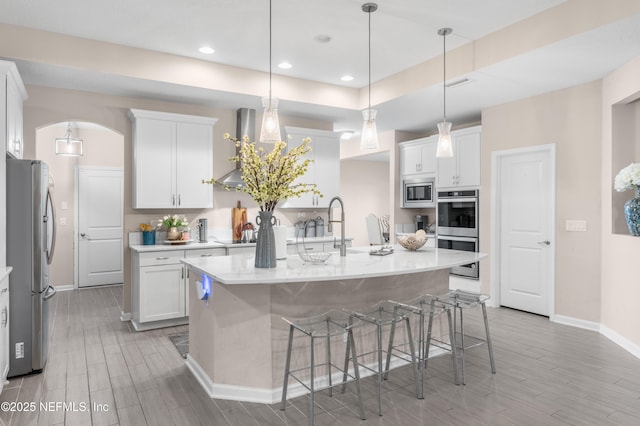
[368,8,371,112]
[442,30,446,121]
[269,0,273,102]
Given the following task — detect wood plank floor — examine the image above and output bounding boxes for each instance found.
[1,285,639,425]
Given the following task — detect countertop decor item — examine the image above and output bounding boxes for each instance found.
[140,223,156,245]
[158,214,188,240]
[615,162,640,236]
[397,229,428,250]
[204,133,321,267]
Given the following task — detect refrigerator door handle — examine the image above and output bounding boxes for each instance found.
[43,285,57,300]
[46,189,57,265]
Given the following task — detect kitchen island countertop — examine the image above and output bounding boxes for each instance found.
[182,246,485,285]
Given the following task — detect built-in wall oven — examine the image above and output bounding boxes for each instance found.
[437,190,479,279]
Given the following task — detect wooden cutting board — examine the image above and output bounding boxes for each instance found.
[232,200,247,242]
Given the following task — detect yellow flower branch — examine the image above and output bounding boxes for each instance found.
[203,134,322,211]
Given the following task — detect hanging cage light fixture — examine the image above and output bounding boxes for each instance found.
[360,2,379,150]
[259,0,281,143]
[436,27,453,158]
[55,122,83,156]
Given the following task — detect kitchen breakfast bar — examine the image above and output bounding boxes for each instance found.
[181,247,486,404]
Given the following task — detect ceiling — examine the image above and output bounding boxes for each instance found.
[2,0,640,137]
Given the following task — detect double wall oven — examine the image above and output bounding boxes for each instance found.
[437,190,479,279]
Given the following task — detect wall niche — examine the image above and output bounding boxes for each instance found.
[611,99,640,235]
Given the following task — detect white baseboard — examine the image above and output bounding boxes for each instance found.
[120,311,131,321]
[551,314,600,332]
[185,348,448,404]
[600,324,640,359]
[54,284,75,292]
[552,315,640,360]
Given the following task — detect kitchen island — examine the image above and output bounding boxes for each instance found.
[182,247,485,403]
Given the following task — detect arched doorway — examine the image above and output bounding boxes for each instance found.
[35,121,125,289]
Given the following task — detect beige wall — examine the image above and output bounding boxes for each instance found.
[602,56,640,348]
[34,124,124,287]
[23,85,333,314]
[481,80,603,322]
[340,158,390,246]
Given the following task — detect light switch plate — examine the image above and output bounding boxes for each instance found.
[566,220,587,232]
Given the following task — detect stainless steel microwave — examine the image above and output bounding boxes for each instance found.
[402,177,436,208]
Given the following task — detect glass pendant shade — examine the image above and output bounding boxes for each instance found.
[259,96,281,143]
[436,121,453,158]
[360,109,379,150]
[55,124,83,156]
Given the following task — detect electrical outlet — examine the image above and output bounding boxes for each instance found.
[61,201,68,210]
[59,217,67,226]
[298,212,306,218]
[565,220,587,232]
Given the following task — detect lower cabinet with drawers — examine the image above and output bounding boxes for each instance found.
[131,247,225,331]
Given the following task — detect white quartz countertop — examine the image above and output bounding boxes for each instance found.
[129,236,352,253]
[181,246,486,285]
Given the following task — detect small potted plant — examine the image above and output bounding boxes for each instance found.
[159,214,189,240]
[139,223,156,245]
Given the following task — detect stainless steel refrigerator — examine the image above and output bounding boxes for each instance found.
[7,158,57,377]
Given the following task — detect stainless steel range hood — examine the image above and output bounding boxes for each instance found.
[218,108,256,188]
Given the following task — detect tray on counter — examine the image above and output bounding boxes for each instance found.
[369,246,394,256]
[164,239,193,245]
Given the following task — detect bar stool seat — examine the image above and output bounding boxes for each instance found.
[437,289,496,384]
[391,294,460,397]
[281,309,365,426]
[345,300,420,416]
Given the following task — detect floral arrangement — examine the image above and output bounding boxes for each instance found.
[204,133,321,211]
[158,214,189,229]
[614,163,640,192]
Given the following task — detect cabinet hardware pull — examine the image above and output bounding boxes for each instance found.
[155,256,169,260]
[0,288,7,294]
[201,254,212,257]
[172,194,176,206]
[178,194,181,206]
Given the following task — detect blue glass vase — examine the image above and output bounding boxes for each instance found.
[624,187,640,236]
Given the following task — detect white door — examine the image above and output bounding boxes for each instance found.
[495,146,554,316]
[77,167,124,287]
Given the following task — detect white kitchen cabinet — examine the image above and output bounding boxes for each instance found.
[129,109,218,209]
[0,270,10,393]
[280,127,340,208]
[400,137,437,176]
[2,61,27,159]
[131,250,188,330]
[437,126,481,189]
[226,246,256,255]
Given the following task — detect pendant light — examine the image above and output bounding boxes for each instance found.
[259,0,281,143]
[360,2,378,150]
[436,27,453,158]
[55,122,83,156]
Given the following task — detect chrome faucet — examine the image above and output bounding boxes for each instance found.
[327,196,346,256]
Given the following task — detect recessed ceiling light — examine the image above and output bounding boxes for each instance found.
[341,75,354,82]
[199,46,215,54]
[278,62,292,69]
[340,131,354,141]
[315,34,331,43]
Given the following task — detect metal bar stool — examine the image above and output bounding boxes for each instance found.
[345,300,420,416]
[437,289,496,384]
[281,309,366,426]
[391,294,460,398]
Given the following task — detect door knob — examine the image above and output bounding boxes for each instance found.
[81,233,86,237]
[537,240,551,246]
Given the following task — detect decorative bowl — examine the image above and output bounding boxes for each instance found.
[298,251,332,264]
[397,230,428,251]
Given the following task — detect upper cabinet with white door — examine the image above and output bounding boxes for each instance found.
[1,61,28,159]
[399,136,437,176]
[437,125,481,189]
[129,109,218,209]
[279,127,340,209]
